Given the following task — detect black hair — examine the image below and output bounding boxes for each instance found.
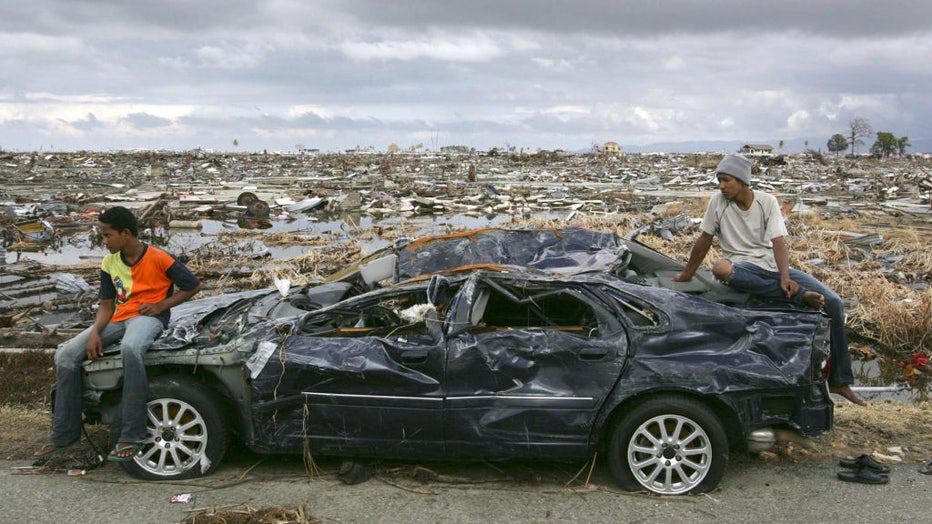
[99,206,139,237]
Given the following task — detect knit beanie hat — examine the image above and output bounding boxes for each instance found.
[716,154,752,185]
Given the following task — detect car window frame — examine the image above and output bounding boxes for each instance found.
[449,274,622,339]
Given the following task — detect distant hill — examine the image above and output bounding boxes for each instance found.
[615,137,932,155]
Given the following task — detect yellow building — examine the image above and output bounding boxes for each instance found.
[603,142,622,156]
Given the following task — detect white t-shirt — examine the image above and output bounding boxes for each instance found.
[700,191,788,272]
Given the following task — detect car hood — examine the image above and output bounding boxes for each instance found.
[150,288,272,350]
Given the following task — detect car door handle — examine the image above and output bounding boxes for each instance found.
[400,348,429,364]
[579,347,609,360]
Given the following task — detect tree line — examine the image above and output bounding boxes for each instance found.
[826,118,911,158]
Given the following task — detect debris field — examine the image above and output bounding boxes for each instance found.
[1,149,929,398]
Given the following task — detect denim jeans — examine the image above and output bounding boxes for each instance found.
[49,315,165,446]
[723,261,854,386]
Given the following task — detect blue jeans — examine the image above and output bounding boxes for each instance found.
[49,315,165,446]
[723,261,854,387]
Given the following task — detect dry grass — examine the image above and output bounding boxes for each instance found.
[832,261,932,350]
[0,350,54,408]
[1,405,53,460]
[182,503,319,524]
[784,212,932,354]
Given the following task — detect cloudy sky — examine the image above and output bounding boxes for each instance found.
[2,0,930,153]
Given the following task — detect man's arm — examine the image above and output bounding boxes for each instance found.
[672,232,714,282]
[770,236,798,298]
[86,299,116,360]
[137,282,202,317]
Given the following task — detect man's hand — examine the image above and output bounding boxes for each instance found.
[671,272,692,282]
[137,302,164,316]
[85,331,103,360]
[781,278,799,298]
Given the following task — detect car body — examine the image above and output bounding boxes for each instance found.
[78,228,834,495]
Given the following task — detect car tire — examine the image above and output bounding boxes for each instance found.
[608,395,727,495]
[116,376,229,481]
[236,191,259,206]
[245,199,270,217]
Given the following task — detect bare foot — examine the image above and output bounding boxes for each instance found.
[830,385,868,406]
[32,444,63,458]
[802,290,824,309]
[32,440,78,459]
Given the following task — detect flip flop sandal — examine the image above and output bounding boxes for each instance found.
[32,439,79,460]
[106,443,145,462]
[839,454,891,474]
[920,460,932,475]
[837,469,889,485]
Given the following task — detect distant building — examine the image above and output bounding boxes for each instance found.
[603,142,623,156]
[739,144,774,156]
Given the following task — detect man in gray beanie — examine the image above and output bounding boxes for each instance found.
[673,153,865,406]
[715,153,752,185]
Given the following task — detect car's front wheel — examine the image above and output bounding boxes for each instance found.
[609,395,727,495]
[117,376,229,480]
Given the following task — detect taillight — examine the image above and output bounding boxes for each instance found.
[820,355,831,381]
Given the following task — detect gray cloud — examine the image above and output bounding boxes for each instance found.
[0,0,929,153]
[65,112,104,131]
[335,0,932,37]
[123,112,172,129]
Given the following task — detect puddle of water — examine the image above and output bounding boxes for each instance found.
[852,359,928,404]
[5,212,533,266]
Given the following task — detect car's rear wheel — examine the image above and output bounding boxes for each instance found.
[609,396,727,495]
[117,376,229,480]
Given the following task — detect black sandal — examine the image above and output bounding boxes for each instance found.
[839,454,891,474]
[837,469,889,484]
[106,442,145,462]
[920,460,932,475]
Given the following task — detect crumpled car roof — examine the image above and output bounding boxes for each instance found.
[391,227,630,280]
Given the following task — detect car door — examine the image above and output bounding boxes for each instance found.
[442,273,628,458]
[249,287,446,457]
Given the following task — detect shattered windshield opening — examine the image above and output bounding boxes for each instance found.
[299,288,447,341]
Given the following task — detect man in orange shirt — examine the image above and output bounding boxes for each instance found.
[33,207,202,462]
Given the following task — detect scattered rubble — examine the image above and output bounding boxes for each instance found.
[2,150,928,233]
[0,149,929,395]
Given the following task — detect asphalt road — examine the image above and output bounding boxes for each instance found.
[3,453,930,523]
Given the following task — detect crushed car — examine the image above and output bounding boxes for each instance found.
[75,228,833,495]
